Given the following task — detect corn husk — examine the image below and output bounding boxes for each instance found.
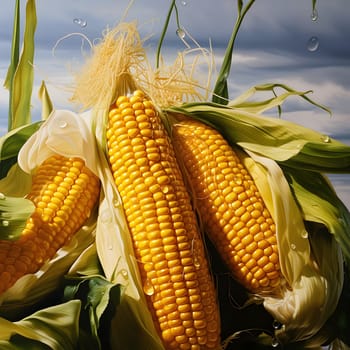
[166,96,349,347]
[0,300,81,350]
[167,99,350,265]
[91,109,165,350]
[68,22,213,349]
[244,150,343,346]
[0,109,99,317]
[167,98,350,172]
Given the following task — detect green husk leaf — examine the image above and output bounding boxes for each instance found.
[0,122,42,159]
[38,81,53,121]
[166,102,350,172]
[8,0,37,130]
[0,195,35,240]
[0,122,42,179]
[282,167,350,267]
[0,300,81,350]
[228,83,331,116]
[63,275,121,350]
[68,242,102,277]
[0,163,32,198]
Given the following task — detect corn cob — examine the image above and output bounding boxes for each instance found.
[0,154,100,295]
[171,117,282,294]
[106,90,220,350]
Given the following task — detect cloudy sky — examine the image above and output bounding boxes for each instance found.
[1,0,350,208]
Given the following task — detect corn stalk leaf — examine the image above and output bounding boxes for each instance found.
[3,0,20,130]
[7,0,37,131]
[0,300,81,350]
[38,81,53,121]
[212,0,255,104]
[167,102,350,172]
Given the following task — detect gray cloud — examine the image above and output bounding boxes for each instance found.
[1,0,350,208]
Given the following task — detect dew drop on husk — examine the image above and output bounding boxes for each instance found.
[121,269,128,279]
[320,134,331,143]
[307,36,319,52]
[58,120,68,129]
[0,193,5,200]
[301,230,309,239]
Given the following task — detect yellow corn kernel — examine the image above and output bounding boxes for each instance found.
[0,155,100,295]
[106,90,220,350]
[171,117,282,293]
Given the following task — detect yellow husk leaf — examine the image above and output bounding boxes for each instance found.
[242,149,344,346]
[91,109,165,349]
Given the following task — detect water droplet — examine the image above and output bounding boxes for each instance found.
[234,176,243,185]
[2,220,9,227]
[58,120,68,128]
[307,36,319,52]
[81,225,89,231]
[180,0,187,5]
[100,211,111,223]
[271,338,280,348]
[0,193,5,200]
[176,28,186,39]
[320,134,331,143]
[194,256,201,269]
[272,320,282,329]
[113,198,120,208]
[73,18,87,28]
[121,269,128,279]
[143,279,155,296]
[338,217,346,226]
[161,185,170,194]
[310,8,318,21]
[301,230,309,239]
[290,243,296,250]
